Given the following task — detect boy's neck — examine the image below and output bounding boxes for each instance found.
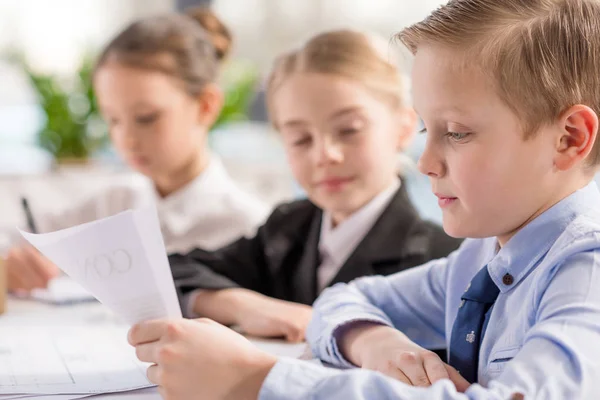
[496,175,594,247]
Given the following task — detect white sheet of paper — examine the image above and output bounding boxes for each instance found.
[28,276,96,305]
[19,208,182,325]
[0,326,153,395]
[0,388,98,399]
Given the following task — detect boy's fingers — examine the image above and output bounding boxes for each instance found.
[135,342,159,363]
[396,353,431,387]
[444,364,471,393]
[382,366,412,386]
[423,353,451,384]
[146,364,162,385]
[128,320,169,345]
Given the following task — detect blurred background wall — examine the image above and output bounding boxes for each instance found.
[1,0,597,236]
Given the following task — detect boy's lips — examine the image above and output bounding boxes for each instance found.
[435,193,458,208]
[435,193,457,199]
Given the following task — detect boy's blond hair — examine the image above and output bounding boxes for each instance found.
[398,0,600,166]
[266,30,407,125]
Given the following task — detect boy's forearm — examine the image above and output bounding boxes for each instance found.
[338,323,393,366]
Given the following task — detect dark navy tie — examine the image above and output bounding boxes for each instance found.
[448,266,500,383]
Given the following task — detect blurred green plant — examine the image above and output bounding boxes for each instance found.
[16,54,109,161]
[10,55,259,162]
[214,61,259,129]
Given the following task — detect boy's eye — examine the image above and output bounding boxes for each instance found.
[446,131,471,141]
[136,112,159,125]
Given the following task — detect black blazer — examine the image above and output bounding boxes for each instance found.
[169,183,462,307]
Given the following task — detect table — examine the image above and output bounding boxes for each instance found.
[0,296,306,399]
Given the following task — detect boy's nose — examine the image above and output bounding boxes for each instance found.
[417,142,445,178]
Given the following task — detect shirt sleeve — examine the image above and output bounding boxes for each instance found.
[307,253,455,367]
[260,246,600,400]
[182,290,203,319]
[260,358,508,400]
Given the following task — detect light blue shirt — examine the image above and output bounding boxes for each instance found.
[259,181,600,399]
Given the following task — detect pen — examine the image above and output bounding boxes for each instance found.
[21,197,38,234]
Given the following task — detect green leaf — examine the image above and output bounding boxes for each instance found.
[9,52,108,161]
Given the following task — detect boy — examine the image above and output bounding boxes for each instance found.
[128,1,600,398]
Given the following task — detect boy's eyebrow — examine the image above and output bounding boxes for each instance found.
[418,104,470,116]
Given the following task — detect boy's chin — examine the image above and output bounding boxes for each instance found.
[441,219,490,239]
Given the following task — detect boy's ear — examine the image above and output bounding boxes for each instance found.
[554,105,598,171]
[396,108,418,151]
[196,83,224,128]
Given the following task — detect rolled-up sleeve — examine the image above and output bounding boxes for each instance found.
[307,254,453,367]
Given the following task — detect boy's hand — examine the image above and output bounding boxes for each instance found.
[234,294,313,343]
[341,323,470,392]
[6,245,60,292]
[129,318,277,400]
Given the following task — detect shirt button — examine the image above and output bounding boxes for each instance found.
[503,273,514,286]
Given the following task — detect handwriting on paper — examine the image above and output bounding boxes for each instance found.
[80,249,133,280]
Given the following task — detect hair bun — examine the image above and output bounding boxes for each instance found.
[185,7,232,61]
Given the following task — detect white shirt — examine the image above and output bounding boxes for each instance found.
[184,178,401,318]
[12,156,269,254]
[317,178,401,292]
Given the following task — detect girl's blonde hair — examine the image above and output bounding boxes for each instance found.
[266,30,407,125]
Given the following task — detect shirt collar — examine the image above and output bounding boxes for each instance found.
[488,181,600,293]
[154,155,232,236]
[319,178,401,265]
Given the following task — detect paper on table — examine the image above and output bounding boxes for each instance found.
[86,387,160,399]
[18,208,181,325]
[251,338,307,359]
[0,326,153,395]
[2,395,91,400]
